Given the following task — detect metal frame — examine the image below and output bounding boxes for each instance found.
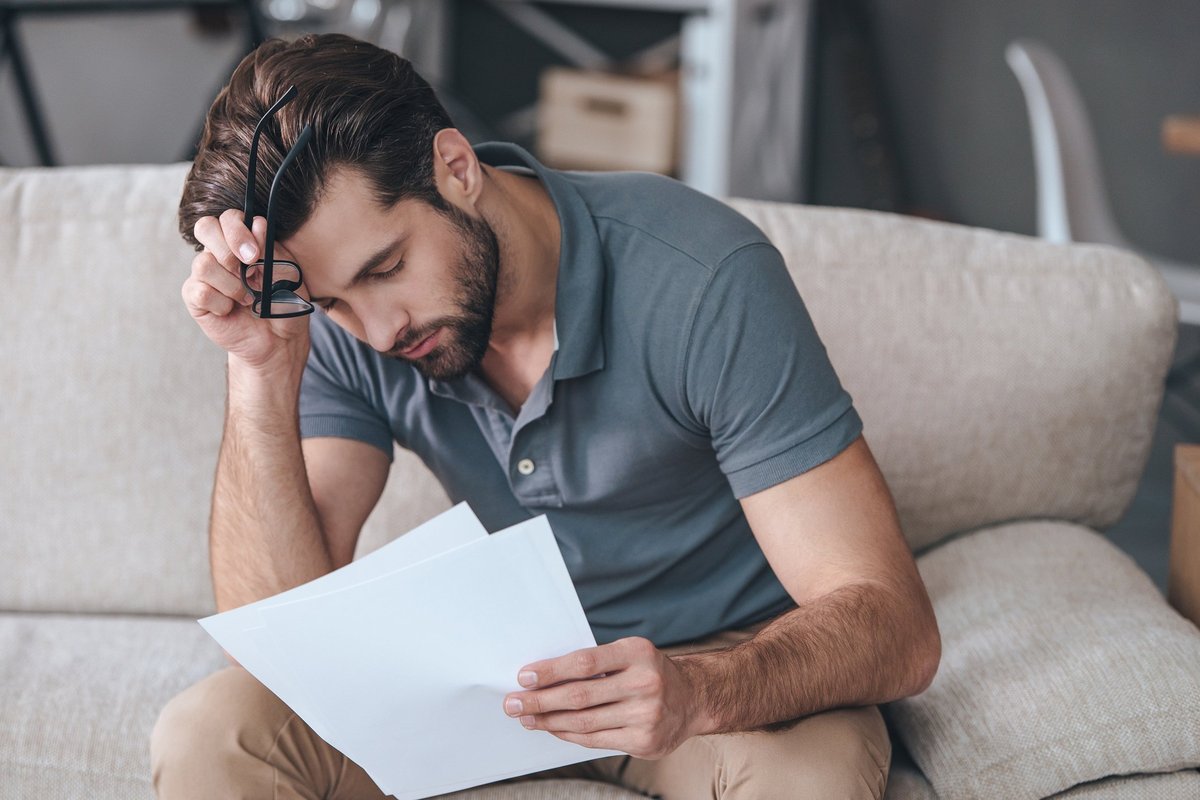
[0,0,264,166]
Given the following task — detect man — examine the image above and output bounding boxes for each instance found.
[152,32,939,800]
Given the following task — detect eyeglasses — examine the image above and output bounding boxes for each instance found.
[241,85,315,319]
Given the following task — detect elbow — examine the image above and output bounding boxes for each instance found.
[906,612,942,697]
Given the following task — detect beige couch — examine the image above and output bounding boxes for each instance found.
[3,162,1200,799]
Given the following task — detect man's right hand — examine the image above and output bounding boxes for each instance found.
[182,209,311,372]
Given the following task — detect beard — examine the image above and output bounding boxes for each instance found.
[386,203,500,382]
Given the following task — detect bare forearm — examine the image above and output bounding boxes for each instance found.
[210,355,332,611]
[676,580,940,734]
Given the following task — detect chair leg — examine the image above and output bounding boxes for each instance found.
[1,9,58,166]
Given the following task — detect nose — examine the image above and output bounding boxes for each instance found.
[362,307,409,354]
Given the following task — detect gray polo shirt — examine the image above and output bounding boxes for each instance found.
[299,142,862,646]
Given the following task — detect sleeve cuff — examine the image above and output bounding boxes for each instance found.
[299,414,395,462]
[724,406,864,499]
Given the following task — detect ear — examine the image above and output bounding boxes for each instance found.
[432,128,483,211]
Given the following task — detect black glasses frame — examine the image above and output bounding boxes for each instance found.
[241,85,315,319]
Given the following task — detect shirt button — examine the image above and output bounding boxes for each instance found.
[517,458,536,476]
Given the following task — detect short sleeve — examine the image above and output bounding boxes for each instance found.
[682,242,862,498]
[299,312,396,461]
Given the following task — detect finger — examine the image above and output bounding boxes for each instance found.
[219,208,265,265]
[520,638,662,690]
[182,275,237,318]
[193,215,240,272]
[506,672,628,717]
[548,729,630,754]
[519,637,654,689]
[193,252,254,306]
[519,702,626,734]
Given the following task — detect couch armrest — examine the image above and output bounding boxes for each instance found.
[1170,444,1200,628]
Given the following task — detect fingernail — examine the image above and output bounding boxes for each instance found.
[505,698,523,716]
[242,293,254,305]
[239,244,257,262]
[518,671,538,688]
[520,716,535,729]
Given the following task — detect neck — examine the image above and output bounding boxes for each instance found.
[476,165,561,354]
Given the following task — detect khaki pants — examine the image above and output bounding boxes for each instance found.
[151,623,890,799]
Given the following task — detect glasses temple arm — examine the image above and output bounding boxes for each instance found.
[242,84,299,229]
[261,123,314,317]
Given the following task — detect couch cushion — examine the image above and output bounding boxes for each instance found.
[883,740,936,800]
[0,613,637,799]
[729,200,1176,551]
[1,163,224,616]
[0,613,225,798]
[1052,770,1200,798]
[2,165,1175,615]
[884,521,1200,798]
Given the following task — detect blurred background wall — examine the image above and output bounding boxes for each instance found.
[1,0,1198,257]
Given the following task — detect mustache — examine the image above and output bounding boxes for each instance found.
[384,315,467,358]
[386,328,435,357]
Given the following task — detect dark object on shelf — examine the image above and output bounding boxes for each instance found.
[808,0,909,213]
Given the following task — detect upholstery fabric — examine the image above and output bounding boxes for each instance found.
[438,780,640,799]
[0,613,640,800]
[3,612,1191,800]
[0,613,225,799]
[2,163,1194,799]
[882,742,936,800]
[1,163,222,616]
[729,199,1176,552]
[0,166,1176,613]
[1051,770,1200,798]
[883,521,1200,799]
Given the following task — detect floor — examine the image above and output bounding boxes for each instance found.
[1103,324,1200,594]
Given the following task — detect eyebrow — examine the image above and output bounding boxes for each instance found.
[309,236,405,303]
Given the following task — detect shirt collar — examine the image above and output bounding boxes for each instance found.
[472,141,606,381]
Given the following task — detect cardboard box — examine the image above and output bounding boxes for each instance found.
[536,67,678,175]
[1171,444,1200,628]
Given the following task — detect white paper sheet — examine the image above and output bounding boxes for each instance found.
[199,502,487,741]
[200,507,621,799]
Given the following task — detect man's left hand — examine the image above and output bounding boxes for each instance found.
[503,636,709,759]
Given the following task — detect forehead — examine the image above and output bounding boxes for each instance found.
[283,168,406,259]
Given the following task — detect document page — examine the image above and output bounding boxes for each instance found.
[200,502,488,742]
[199,506,621,799]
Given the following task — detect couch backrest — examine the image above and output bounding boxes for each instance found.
[0,165,1175,617]
[727,198,1175,550]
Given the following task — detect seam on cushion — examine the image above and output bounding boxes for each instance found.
[1054,769,1200,795]
[953,709,1200,789]
[0,759,151,783]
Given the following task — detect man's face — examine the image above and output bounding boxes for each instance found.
[281,168,500,381]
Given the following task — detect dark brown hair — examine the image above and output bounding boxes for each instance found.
[178,34,454,249]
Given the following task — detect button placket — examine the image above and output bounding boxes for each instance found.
[509,424,560,505]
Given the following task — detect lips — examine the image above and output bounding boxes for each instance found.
[399,328,441,359]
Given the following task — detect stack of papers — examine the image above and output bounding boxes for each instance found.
[199,503,623,799]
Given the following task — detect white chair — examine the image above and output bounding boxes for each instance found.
[1005,38,1200,325]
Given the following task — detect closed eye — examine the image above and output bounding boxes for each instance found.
[317,258,405,312]
[368,259,405,282]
